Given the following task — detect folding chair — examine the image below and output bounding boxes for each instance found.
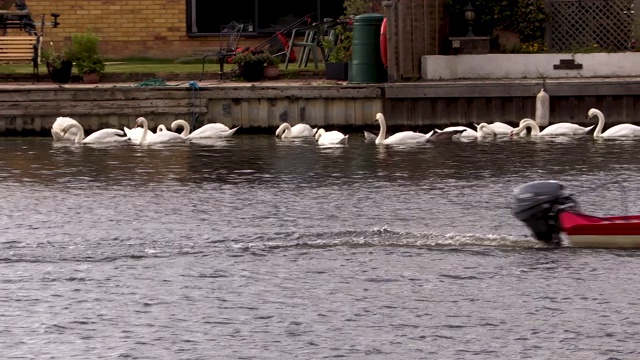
[284,23,322,70]
[284,19,339,70]
[200,21,244,81]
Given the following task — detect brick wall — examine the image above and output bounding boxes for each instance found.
[10,0,261,59]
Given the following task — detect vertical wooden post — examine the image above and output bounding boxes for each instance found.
[544,0,552,51]
[435,0,440,54]
[383,0,398,83]
[633,0,640,50]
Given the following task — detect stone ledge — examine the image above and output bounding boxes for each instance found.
[449,36,491,55]
[422,53,640,80]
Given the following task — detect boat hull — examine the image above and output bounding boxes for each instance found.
[566,234,640,248]
[560,211,640,248]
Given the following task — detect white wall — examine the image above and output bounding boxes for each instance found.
[421,53,640,80]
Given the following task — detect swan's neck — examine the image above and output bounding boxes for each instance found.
[376,118,386,144]
[138,119,149,144]
[172,120,190,137]
[283,123,292,137]
[594,111,604,137]
[73,124,85,143]
[477,124,489,138]
[526,121,540,135]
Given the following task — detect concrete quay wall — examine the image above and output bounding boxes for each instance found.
[1,78,640,135]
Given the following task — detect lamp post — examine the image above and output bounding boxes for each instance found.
[464,2,475,37]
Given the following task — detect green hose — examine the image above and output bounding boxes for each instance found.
[133,78,180,87]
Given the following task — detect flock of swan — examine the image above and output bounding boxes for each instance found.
[51,117,239,144]
[364,108,640,144]
[49,108,640,146]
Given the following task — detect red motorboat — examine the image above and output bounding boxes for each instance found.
[513,180,640,248]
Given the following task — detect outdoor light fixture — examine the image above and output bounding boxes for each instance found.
[51,13,60,28]
[464,2,475,37]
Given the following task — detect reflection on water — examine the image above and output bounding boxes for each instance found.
[4,134,640,184]
[2,134,640,359]
[4,134,640,237]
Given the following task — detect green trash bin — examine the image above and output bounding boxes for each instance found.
[348,13,387,84]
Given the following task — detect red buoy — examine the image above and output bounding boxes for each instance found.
[380,17,388,67]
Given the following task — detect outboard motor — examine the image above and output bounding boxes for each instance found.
[512,180,578,245]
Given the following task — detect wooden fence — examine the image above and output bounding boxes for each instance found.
[547,0,636,52]
[383,0,446,81]
[383,0,638,82]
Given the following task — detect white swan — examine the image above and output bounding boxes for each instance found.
[170,119,191,138]
[435,124,496,139]
[589,108,640,138]
[275,123,317,138]
[61,123,129,144]
[156,124,168,132]
[315,128,348,145]
[134,117,188,144]
[511,118,595,137]
[51,117,81,140]
[364,130,377,141]
[189,122,239,139]
[474,121,514,136]
[125,125,156,143]
[374,113,432,145]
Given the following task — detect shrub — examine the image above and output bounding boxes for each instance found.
[67,31,106,74]
[445,0,548,44]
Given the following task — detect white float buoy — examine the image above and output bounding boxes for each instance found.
[535,88,550,127]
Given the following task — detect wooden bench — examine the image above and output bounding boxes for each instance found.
[0,35,41,79]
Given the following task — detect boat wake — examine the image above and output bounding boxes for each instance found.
[232,226,543,250]
[0,227,543,264]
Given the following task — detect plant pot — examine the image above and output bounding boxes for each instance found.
[47,60,73,83]
[325,61,349,81]
[494,29,521,52]
[82,72,100,84]
[239,61,264,82]
[263,65,280,80]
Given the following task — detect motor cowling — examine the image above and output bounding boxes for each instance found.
[512,180,578,245]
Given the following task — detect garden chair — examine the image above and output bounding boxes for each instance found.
[284,19,339,70]
[200,21,244,81]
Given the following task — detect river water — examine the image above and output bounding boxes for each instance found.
[2,133,640,359]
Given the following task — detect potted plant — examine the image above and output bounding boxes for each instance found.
[67,31,106,84]
[257,51,281,80]
[41,42,73,83]
[75,55,105,84]
[322,25,352,81]
[232,51,264,82]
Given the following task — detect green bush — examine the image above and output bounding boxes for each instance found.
[75,55,106,74]
[445,0,548,44]
[67,32,101,61]
[257,51,281,66]
[321,26,352,62]
[41,42,72,68]
[67,31,106,74]
[343,0,383,17]
[231,51,259,64]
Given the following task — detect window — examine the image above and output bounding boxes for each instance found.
[188,0,345,36]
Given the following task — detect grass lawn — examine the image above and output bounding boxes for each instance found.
[0,58,324,75]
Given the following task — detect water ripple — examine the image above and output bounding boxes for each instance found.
[2,136,640,359]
